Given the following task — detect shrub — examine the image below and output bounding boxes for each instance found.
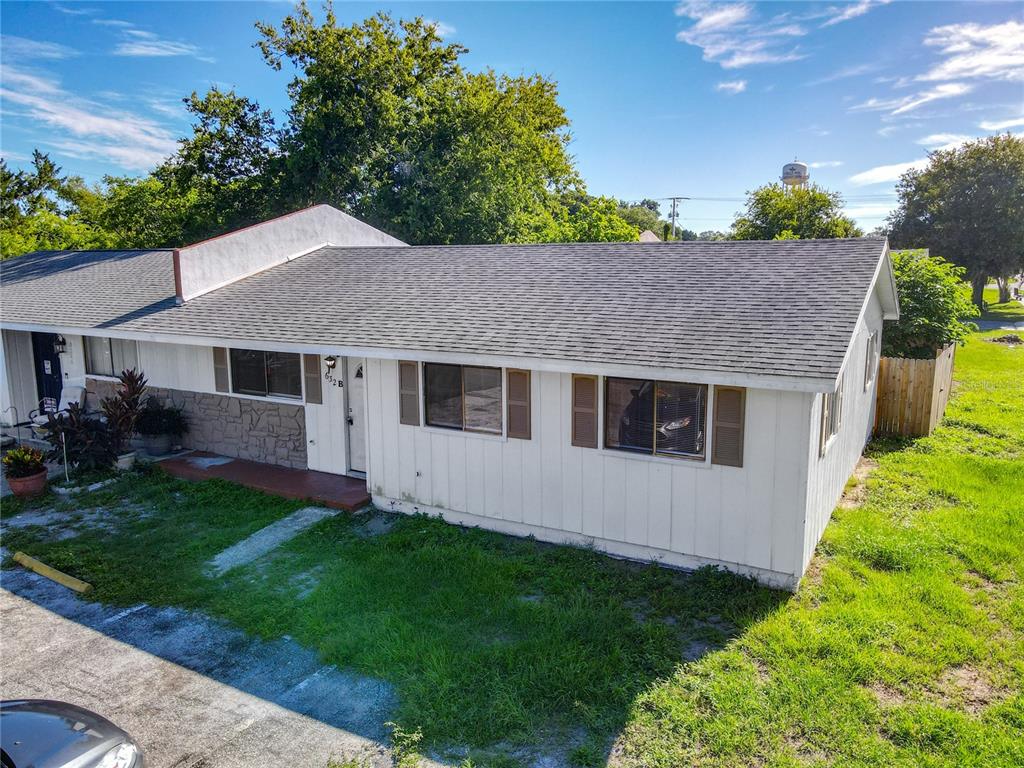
[883,249,979,359]
[42,402,116,471]
[136,401,189,437]
[2,446,46,478]
[101,369,147,455]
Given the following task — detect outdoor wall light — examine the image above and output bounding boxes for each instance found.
[324,355,338,369]
[53,335,67,355]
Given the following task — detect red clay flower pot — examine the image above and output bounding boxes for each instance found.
[7,469,48,498]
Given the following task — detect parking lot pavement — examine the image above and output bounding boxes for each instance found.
[0,569,424,768]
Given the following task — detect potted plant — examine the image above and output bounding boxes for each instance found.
[101,369,148,470]
[2,446,48,497]
[135,401,188,457]
[42,402,116,473]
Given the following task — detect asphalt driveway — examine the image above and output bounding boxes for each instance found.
[0,564,424,768]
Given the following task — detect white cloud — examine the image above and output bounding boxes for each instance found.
[820,0,892,28]
[809,160,843,168]
[675,1,806,69]
[851,82,972,116]
[849,158,929,186]
[424,19,456,38]
[807,62,877,86]
[916,133,971,151]
[54,5,95,15]
[113,28,214,61]
[0,35,78,61]
[0,66,179,171]
[715,79,747,94]
[93,19,134,28]
[920,21,1024,82]
[980,115,1024,131]
[681,2,751,31]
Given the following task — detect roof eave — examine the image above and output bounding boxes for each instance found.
[0,319,839,394]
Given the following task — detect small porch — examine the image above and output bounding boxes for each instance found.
[158,451,370,511]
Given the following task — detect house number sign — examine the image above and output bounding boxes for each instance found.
[323,371,344,388]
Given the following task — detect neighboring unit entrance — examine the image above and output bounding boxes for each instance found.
[30,332,63,412]
[346,357,367,474]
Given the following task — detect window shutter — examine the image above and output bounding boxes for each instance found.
[571,375,598,448]
[213,347,229,392]
[712,386,745,467]
[507,369,531,439]
[399,361,420,426]
[303,354,322,405]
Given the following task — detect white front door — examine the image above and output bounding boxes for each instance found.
[346,357,367,474]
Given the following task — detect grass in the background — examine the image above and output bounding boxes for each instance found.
[3,331,1021,766]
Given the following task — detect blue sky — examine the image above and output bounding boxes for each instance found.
[1,1,1022,232]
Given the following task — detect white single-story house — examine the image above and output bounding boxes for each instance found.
[0,205,899,589]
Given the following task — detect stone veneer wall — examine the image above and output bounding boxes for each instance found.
[85,377,307,469]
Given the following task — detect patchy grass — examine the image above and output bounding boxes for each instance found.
[2,461,783,762]
[3,331,1021,766]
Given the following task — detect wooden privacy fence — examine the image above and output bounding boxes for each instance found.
[874,344,956,437]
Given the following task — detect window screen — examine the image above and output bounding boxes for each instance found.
[463,366,502,434]
[85,337,138,377]
[605,377,706,459]
[820,373,844,455]
[424,363,502,434]
[267,351,302,398]
[424,363,463,429]
[229,349,302,399]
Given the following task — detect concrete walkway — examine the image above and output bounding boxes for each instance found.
[0,563,435,768]
[207,506,339,575]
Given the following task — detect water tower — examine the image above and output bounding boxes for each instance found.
[781,160,810,192]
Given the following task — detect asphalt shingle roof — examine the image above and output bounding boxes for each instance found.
[0,239,887,384]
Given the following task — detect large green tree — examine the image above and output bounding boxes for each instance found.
[887,134,1024,310]
[255,4,611,244]
[730,183,862,241]
[0,152,112,256]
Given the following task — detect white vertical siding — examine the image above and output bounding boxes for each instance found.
[1,330,37,426]
[801,290,885,573]
[367,360,812,587]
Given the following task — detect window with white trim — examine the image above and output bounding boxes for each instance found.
[864,330,879,390]
[85,337,139,377]
[820,373,844,456]
[229,349,302,399]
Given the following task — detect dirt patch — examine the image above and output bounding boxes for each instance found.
[289,566,325,600]
[936,665,1002,714]
[1,504,151,540]
[867,681,905,708]
[839,457,878,509]
[989,334,1023,345]
[784,731,828,765]
[354,512,398,538]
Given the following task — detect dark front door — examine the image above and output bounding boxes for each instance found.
[31,332,63,412]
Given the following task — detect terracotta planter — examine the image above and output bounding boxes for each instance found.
[7,468,48,497]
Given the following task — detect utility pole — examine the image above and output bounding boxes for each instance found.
[666,196,690,240]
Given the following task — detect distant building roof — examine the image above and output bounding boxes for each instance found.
[639,230,661,242]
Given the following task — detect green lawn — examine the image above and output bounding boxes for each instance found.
[3,331,1022,767]
[975,286,1024,324]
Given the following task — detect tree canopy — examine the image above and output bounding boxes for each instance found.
[887,134,1024,311]
[2,3,638,257]
[730,183,862,241]
[883,249,978,359]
